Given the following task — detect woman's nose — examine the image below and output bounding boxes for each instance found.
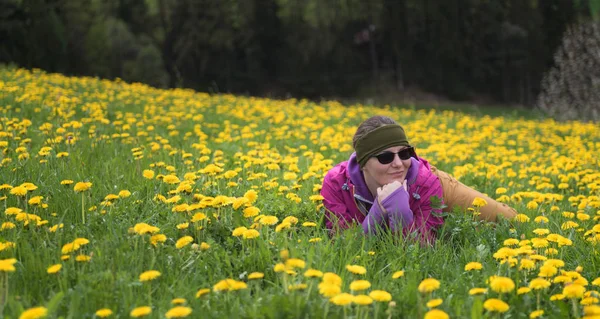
[390,154,403,167]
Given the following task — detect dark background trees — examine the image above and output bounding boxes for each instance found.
[0,0,596,106]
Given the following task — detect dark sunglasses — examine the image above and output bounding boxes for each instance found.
[374,147,415,164]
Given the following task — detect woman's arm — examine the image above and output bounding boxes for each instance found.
[433,168,518,221]
[321,174,388,234]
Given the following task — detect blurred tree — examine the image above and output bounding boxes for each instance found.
[0,0,588,107]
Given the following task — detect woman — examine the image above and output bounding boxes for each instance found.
[320,115,517,243]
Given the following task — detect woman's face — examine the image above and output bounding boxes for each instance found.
[362,146,412,188]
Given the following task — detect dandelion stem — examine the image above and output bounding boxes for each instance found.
[571,298,579,318]
[81,192,85,224]
[0,272,6,315]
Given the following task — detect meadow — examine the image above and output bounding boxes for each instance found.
[1,67,599,319]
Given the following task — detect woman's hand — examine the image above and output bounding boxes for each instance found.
[377,180,407,201]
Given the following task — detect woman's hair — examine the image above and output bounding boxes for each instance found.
[352,115,398,149]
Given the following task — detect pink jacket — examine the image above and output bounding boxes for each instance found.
[320,153,445,243]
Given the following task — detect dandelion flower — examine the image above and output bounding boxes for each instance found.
[330,293,354,306]
[242,229,260,239]
[0,258,18,272]
[304,269,323,278]
[142,170,155,179]
[165,306,192,318]
[426,298,443,308]
[483,298,509,313]
[322,272,342,286]
[47,264,62,274]
[248,272,264,280]
[232,226,248,237]
[73,182,92,192]
[469,288,487,295]
[349,280,371,291]
[563,284,586,298]
[345,264,366,275]
[18,306,47,319]
[465,262,483,271]
[424,309,449,319]
[176,236,193,248]
[364,290,390,302]
[195,288,210,298]
[392,270,405,279]
[489,276,515,293]
[285,258,306,269]
[9,186,27,196]
[139,270,161,282]
[472,197,487,207]
[352,295,373,305]
[517,287,531,295]
[130,306,152,317]
[418,278,441,293]
[318,283,341,297]
[529,310,544,318]
[95,308,113,318]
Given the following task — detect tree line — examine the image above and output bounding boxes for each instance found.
[0,0,596,106]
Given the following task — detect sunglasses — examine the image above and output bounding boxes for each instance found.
[374,147,415,164]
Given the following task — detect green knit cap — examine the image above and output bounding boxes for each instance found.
[355,124,410,168]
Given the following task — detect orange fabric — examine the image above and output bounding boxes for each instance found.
[430,166,517,222]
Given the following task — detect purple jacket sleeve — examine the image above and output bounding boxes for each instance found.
[379,186,414,232]
[361,201,388,234]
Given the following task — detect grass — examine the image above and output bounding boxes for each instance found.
[0,67,599,318]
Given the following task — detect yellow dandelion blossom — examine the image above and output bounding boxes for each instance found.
[10,186,27,196]
[349,280,371,291]
[130,306,152,317]
[424,309,449,319]
[515,214,530,222]
[469,288,487,295]
[529,278,551,290]
[318,283,341,297]
[95,308,113,318]
[483,298,509,312]
[243,189,258,203]
[0,258,18,272]
[472,197,487,207]
[175,236,193,249]
[243,206,260,218]
[165,306,192,318]
[232,226,248,237]
[330,293,354,306]
[465,262,483,271]
[285,258,306,269]
[73,182,92,192]
[322,272,342,286]
[529,310,544,318]
[142,170,155,179]
[418,278,441,293]
[346,264,367,275]
[195,288,210,298]
[352,294,373,305]
[489,276,515,294]
[563,284,586,298]
[426,298,443,308]
[46,264,62,274]
[392,270,405,279]
[259,215,279,225]
[518,287,531,295]
[248,272,264,280]
[139,270,161,282]
[304,269,323,278]
[18,306,47,319]
[242,229,260,239]
[369,290,392,302]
